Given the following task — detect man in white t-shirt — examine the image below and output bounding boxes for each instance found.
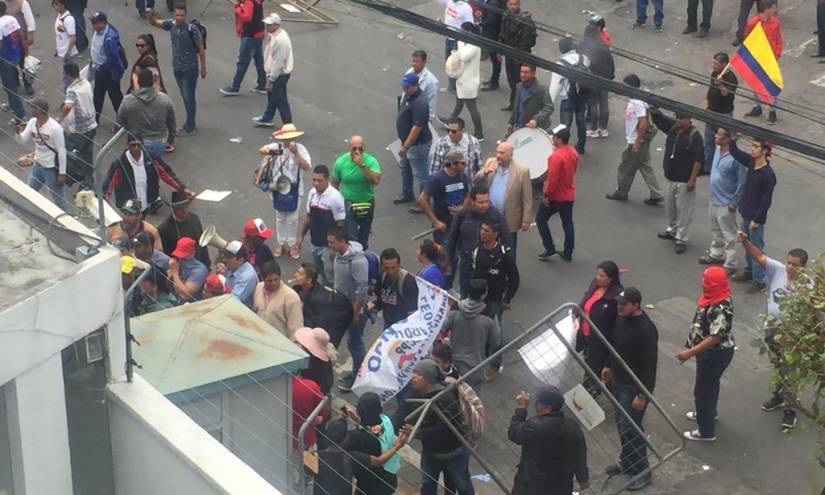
[436,0,473,92]
[738,232,808,433]
[296,164,346,284]
[53,0,77,84]
[16,97,68,210]
[606,73,664,205]
[59,61,97,190]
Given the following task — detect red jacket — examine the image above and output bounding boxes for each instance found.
[234,0,265,39]
[744,15,782,58]
[291,376,328,449]
[544,145,578,202]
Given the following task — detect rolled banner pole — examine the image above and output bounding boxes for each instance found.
[411,227,435,240]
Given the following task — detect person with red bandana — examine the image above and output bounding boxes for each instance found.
[677,266,735,442]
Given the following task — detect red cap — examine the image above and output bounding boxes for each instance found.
[243,218,273,239]
[205,274,226,295]
[171,236,197,259]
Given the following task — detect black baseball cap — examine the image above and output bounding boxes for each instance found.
[616,287,642,305]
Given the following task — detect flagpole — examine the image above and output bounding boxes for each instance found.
[717,62,732,79]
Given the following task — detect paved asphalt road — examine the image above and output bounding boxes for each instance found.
[2,0,825,492]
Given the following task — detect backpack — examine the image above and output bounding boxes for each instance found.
[380,268,410,299]
[188,19,207,50]
[364,250,380,289]
[445,378,485,445]
[561,55,592,102]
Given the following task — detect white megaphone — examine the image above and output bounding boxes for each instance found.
[199,225,228,249]
[273,174,292,195]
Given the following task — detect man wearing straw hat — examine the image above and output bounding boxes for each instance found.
[258,123,311,258]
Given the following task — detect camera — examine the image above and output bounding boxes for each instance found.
[268,143,284,156]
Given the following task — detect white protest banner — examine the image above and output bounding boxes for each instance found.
[351,277,450,403]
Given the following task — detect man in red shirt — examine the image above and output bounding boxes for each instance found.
[291,374,327,450]
[742,0,782,124]
[536,125,578,262]
[220,0,266,95]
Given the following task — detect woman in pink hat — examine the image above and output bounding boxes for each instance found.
[293,326,336,394]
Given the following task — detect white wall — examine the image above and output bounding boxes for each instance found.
[107,375,282,495]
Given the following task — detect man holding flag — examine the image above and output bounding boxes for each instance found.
[736,0,783,125]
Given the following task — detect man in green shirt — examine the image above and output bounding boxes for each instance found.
[332,135,382,249]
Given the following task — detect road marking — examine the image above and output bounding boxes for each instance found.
[810,73,825,87]
[790,36,817,58]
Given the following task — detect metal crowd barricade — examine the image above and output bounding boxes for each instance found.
[404,302,686,494]
[297,394,332,494]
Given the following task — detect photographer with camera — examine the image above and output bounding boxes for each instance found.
[257,123,311,259]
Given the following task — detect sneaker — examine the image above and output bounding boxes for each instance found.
[604,464,624,476]
[605,192,629,201]
[682,25,697,34]
[683,429,716,442]
[252,116,275,127]
[633,20,646,28]
[762,395,784,412]
[627,475,652,491]
[586,129,600,138]
[732,37,742,46]
[686,411,717,421]
[644,197,664,206]
[338,371,355,392]
[744,106,763,118]
[767,111,777,125]
[408,205,423,214]
[219,86,240,96]
[392,195,415,205]
[745,281,767,294]
[657,230,676,240]
[698,253,724,265]
[781,409,798,431]
[731,271,752,283]
[177,127,196,137]
[537,250,557,261]
[697,27,709,38]
[575,145,586,155]
[251,86,267,94]
[599,128,609,138]
[500,105,513,112]
[480,82,499,91]
[560,253,573,262]
[475,134,485,142]
[674,242,687,254]
[655,25,664,33]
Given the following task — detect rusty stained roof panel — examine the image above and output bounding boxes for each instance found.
[131,294,308,400]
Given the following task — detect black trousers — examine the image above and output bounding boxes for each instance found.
[687,0,714,29]
[93,69,123,123]
[487,49,501,85]
[505,57,521,107]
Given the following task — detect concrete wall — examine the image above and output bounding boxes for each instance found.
[0,384,13,495]
[107,375,282,495]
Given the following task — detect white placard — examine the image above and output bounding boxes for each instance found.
[564,383,606,431]
[196,190,232,202]
[280,3,301,12]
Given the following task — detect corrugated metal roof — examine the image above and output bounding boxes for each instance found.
[131,295,308,399]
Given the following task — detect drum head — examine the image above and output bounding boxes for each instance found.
[507,127,554,181]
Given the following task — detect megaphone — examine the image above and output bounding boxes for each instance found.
[273,175,292,195]
[199,225,228,249]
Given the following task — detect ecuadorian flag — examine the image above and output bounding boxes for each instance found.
[730,22,784,104]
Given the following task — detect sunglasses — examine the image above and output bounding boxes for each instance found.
[135,43,147,48]
[351,146,364,152]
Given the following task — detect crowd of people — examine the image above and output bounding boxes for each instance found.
[0,0,819,492]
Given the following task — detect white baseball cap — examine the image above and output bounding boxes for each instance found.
[264,13,282,25]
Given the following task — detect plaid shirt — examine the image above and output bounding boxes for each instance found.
[429,133,482,177]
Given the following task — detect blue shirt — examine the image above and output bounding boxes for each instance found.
[396,89,432,144]
[489,167,509,214]
[90,26,107,67]
[150,250,170,272]
[180,258,208,300]
[418,263,445,288]
[162,19,202,72]
[709,145,746,207]
[227,261,258,307]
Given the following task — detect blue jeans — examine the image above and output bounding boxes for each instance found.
[69,6,88,51]
[345,199,374,250]
[694,347,734,438]
[348,309,369,374]
[536,201,575,257]
[420,448,475,495]
[28,164,67,210]
[445,38,458,91]
[612,381,650,475]
[637,0,664,26]
[261,74,292,123]
[740,215,766,283]
[143,138,165,161]
[400,141,431,199]
[560,98,587,151]
[505,230,518,262]
[135,0,155,15]
[703,112,732,174]
[0,61,25,119]
[173,66,199,131]
[311,244,329,285]
[230,36,266,91]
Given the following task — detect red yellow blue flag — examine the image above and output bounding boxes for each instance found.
[730,22,783,104]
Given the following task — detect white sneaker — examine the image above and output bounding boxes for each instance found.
[586,130,599,138]
[599,128,610,138]
[683,429,716,442]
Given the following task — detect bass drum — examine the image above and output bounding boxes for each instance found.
[507,127,554,184]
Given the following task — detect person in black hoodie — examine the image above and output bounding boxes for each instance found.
[509,385,590,495]
[393,359,474,495]
[472,220,519,323]
[479,0,506,90]
[576,260,623,397]
[650,108,704,255]
[498,0,537,110]
[579,23,615,138]
[601,287,658,491]
[446,184,510,298]
[293,262,353,348]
